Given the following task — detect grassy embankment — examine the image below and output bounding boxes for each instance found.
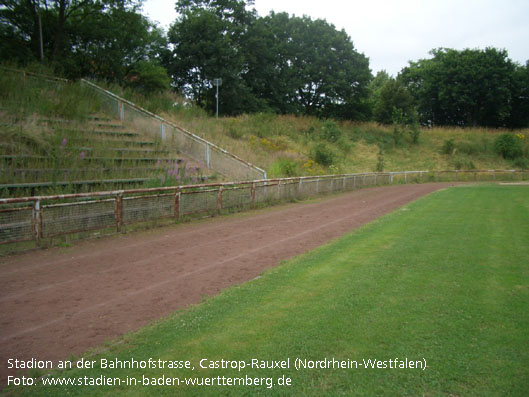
[9,185,529,395]
[109,83,529,177]
[0,69,206,197]
[2,65,528,195]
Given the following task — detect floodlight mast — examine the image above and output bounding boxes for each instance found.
[213,78,222,119]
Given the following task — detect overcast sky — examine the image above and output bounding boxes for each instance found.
[142,0,529,76]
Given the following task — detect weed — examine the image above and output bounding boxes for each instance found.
[269,158,299,177]
[442,138,456,155]
[495,133,523,159]
[376,147,385,172]
[453,156,476,170]
[311,142,336,166]
[320,120,342,143]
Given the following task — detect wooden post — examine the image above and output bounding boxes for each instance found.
[250,182,255,208]
[33,200,42,247]
[217,186,223,213]
[174,187,180,219]
[115,193,123,232]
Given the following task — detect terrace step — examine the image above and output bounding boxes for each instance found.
[1,154,184,162]
[56,137,156,147]
[61,128,142,138]
[39,118,126,130]
[1,175,210,195]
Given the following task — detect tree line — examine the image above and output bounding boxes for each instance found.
[1,0,528,128]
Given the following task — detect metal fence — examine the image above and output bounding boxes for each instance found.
[80,79,267,181]
[1,169,527,248]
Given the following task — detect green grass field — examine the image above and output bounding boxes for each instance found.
[8,185,529,396]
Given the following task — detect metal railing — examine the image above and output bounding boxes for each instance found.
[1,169,527,248]
[80,79,267,181]
[1,66,266,181]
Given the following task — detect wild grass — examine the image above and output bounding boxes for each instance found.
[2,67,528,193]
[9,185,529,395]
[0,68,103,120]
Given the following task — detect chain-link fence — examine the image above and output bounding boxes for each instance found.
[81,80,266,181]
[2,170,528,249]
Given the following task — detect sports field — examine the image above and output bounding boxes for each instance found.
[6,184,529,395]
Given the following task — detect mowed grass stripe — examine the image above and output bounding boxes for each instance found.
[13,185,529,396]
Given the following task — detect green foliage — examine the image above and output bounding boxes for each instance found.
[441,138,456,155]
[401,47,527,128]
[513,157,529,169]
[320,120,342,143]
[453,157,476,170]
[124,62,170,94]
[374,77,416,125]
[0,0,168,82]
[376,147,385,172]
[0,68,102,119]
[168,4,372,118]
[269,157,299,177]
[311,142,336,166]
[494,133,523,159]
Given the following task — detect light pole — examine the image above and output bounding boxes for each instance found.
[213,78,222,119]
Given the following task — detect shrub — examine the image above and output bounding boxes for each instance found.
[321,120,342,143]
[442,139,456,155]
[453,157,475,170]
[269,158,299,177]
[311,142,336,166]
[494,134,523,159]
[124,61,171,95]
[376,148,385,172]
[513,157,529,169]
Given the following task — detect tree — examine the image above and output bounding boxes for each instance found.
[125,60,170,93]
[507,62,529,128]
[373,77,415,124]
[167,2,372,118]
[401,47,519,127]
[241,12,372,118]
[167,6,257,115]
[0,0,169,82]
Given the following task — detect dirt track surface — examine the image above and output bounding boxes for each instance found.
[0,183,455,383]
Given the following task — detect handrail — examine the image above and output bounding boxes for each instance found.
[80,79,267,179]
[3,169,526,205]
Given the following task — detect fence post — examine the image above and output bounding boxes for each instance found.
[118,100,124,121]
[115,193,123,232]
[160,123,166,140]
[32,200,42,247]
[205,143,211,168]
[217,186,223,213]
[277,179,281,200]
[251,182,256,208]
[343,176,346,190]
[299,177,303,197]
[174,187,180,219]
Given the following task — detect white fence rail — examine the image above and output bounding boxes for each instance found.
[1,169,527,249]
